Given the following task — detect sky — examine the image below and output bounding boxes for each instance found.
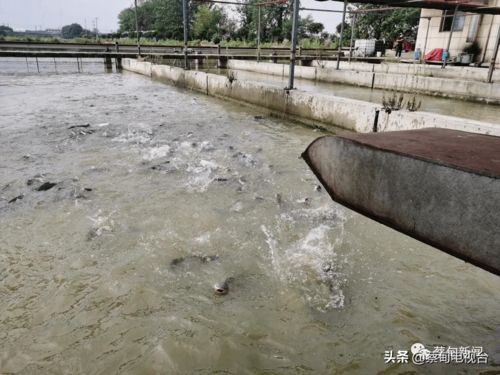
[0,0,343,33]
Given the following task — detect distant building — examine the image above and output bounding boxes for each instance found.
[415,1,500,64]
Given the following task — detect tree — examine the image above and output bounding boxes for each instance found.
[320,31,330,43]
[307,21,324,37]
[335,21,352,47]
[118,1,159,36]
[116,0,325,43]
[118,0,197,40]
[118,8,136,34]
[119,1,157,37]
[299,15,325,39]
[153,0,191,39]
[236,3,325,43]
[61,23,84,39]
[350,4,420,42]
[236,0,291,42]
[192,5,224,41]
[0,25,13,36]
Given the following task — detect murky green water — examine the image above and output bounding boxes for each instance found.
[0,62,499,374]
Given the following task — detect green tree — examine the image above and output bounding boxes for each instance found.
[118,8,136,33]
[236,2,324,43]
[118,1,158,36]
[299,15,325,39]
[61,23,84,39]
[118,0,196,40]
[350,4,420,42]
[0,25,13,36]
[306,21,324,37]
[192,5,224,41]
[236,0,290,42]
[335,21,352,47]
[153,0,188,39]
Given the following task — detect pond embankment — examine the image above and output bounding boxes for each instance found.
[228,60,500,105]
[123,58,500,135]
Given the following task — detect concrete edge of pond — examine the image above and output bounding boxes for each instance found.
[122,59,500,137]
[227,60,500,105]
[302,128,500,277]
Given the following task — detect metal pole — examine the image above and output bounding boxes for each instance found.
[25,57,29,72]
[336,0,347,70]
[287,0,300,89]
[54,57,57,74]
[443,5,458,69]
[95,18,99,41]
[422,17,431,62]
[35,57,40,73]
[481,15,495,66]
[348,13,356,63]
[257,5,261,62]
[134,0,141,56]
[487,23,500,83]
[183,0,189,70]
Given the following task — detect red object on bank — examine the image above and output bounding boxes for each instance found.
[425,48,444,61]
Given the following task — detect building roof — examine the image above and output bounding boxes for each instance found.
[328,0,500,15]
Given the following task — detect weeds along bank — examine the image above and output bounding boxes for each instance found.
[0,36,334,49]
[123,59,500,136]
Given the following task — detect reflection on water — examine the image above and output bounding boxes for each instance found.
[0,65,499,374]
[0,57,115,75]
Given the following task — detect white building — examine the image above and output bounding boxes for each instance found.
[415,1,500,64]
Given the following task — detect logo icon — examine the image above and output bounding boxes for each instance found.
[411,343,430,365]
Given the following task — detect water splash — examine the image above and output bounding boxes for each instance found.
[142,145,171,161]
[185,159,221,192]
[262,222,345,311]
[261,224,281,279]
[86,210,116,240]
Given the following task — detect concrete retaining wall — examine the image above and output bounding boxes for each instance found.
[123,59,500,136]
[312,60,500,82]
[227,60,500,104]
[124,58,153,76]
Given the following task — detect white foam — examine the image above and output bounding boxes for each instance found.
[193,232,211,244]
[142,145,171,161]
[280,204,346,226]
[185,159,220,192]
[230,201,243,212]
[200,141,215,152]
[179,141,194,154]
[113,123,153,145]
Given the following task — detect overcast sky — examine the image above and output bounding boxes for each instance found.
[0,0,343,33]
